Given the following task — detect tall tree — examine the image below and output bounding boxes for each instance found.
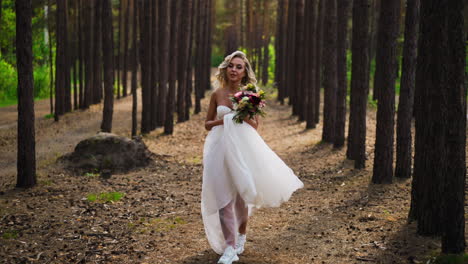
[165,0,180,134]
[131,0,138,137]
[92,0,102,104]
[305,0,318,129]
[158,0,170,125]
[293,0,305,119]
[122,0,130,97]
[441,0,466,252]
[347,0,370,169]
[395,0,420,179]
[101,0,114,132]
[321,0,338,143]
[55,0,68,120]
[16,0,36,188]
[177,0,193,123]
[83,0,94,109]
[371,0,401,184]
[140,0,152,134]
[47,0,54,115]
[275,0,286,104]
[334,0,352,148]
[314,0,325,124]
[285,0,297,105]
[410,0,466,243]
[150,0,158,130]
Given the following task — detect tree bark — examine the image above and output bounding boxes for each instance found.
[55,0,68,119]
[347,0,370,169]
[164,0,180,134]
[334,0,352,148]
[150,0,158,130]
[140,0,152,134]
[411,0,466,244]
[314,0,325,124]
[305,0,317,129]
[321,0,338,143]
[395,0,419,179]
[131,0,138,137]
[16,0,36,188]
[83,0,94,109]
[371,0,400,184]
[101,0,114,132]
[177,0,193,123]
[122,0,130,97]
[92,0,102,105]
[293,0,305,119]
[158,0,170,126]
[285,0,297,105]
[441,0,466,252]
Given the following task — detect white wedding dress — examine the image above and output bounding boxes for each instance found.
[201,105,304,254]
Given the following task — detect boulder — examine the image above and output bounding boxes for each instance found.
[61,132,152,174]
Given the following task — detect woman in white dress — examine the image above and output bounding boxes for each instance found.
[202,51,304,264]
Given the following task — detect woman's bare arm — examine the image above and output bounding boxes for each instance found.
[244,115,259,130]
[205,92,224,131]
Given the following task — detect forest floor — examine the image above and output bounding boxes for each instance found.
[0,81,462,264]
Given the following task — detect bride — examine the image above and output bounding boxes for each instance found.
[202,51,304,264]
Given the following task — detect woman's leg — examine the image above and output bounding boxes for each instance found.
[219,200,236,247]
[235,195,248,234]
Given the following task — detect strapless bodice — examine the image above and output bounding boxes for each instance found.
[216,105,233,120]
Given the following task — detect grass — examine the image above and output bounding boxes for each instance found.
[86,192,125,203]
[426,253,468,264]
[2,230,19,239]
[129,216,187,234]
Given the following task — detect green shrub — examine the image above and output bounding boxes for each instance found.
[0,59,18,102]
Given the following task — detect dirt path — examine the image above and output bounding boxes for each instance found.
[0,87,446,263]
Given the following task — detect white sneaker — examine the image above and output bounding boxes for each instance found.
[235,234,247,255]
[218,246,239,264]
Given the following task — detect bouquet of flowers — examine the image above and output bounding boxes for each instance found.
[230,83,267,124]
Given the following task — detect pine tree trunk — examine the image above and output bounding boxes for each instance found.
[184,1,196,121]
[275,0,285,104]
[314,0,325,124]
[194,0,204,114]
[83,0,94,109]
[48,0,54,114]
[140,0,152,134]
[285,0,297,104]
[347,0,370,168]
[55,0,68,119]
[442,0,466,252]
[63,2,72,112]
[395,0,419,179]
[293,0,305,119]
[158,0,170,125]
[178,0,193,123]
[122,0,129,97]
[92,0,102,105]
[334,0,351,149]
[305,0,317,129]
[322,0,338,143]
[101,0,114,132]
[150,0,158,129]
[131,0,138,137]
[16,0,36,188]
[371,0,400,184]
[165,0,180,134]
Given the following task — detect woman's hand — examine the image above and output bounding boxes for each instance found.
[243,116,258,130]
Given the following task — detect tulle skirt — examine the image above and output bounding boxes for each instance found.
[201,113,304,254]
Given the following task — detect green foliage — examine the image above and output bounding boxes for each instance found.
[211,48,224,67]
[426,253,468,264]
[86,192,125,203]
[2,229,19,239]
[33,64,50,98]
[0,59,18,102]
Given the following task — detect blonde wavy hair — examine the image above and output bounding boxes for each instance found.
[214,51,257,89]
